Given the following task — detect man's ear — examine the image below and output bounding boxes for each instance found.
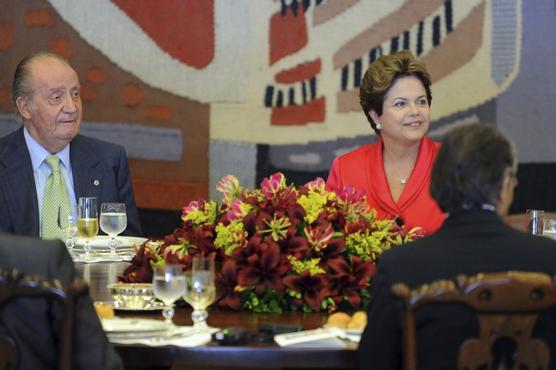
[496,173,517,216]
[369,110,380,123]
[16,96,32,120]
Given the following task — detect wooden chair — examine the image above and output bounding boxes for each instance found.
[391,271,556,370]
[0,269,88,370]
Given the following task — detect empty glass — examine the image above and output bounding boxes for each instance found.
[77,197,99,260]
[100,202,127,257]
[183,256,216,331]
[58,205,77,256]
[152,264,186,326]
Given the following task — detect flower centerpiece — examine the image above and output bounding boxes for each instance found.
[121,173,419,313]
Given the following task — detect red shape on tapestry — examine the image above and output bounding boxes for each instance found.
[271,97,325,126]
[269,9,308,65]
[275,59,321,84]
[111,0,215,69]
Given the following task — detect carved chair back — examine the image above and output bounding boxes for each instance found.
[391,271,556,370]
[0,269,88,370]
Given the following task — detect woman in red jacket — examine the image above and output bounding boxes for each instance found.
[326,51,444,235]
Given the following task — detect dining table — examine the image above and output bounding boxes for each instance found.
[76,261,359,370]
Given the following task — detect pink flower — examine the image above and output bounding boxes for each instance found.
[260,173,286,198]
[304,223,333,251]
[226,199,251,221]
[216,175,242,205]
[305,177,326,192]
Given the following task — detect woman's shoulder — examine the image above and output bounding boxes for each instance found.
[335,142,377,163]
[423,136,441,151]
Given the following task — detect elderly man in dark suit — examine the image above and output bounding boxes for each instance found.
[0,51,141,239]
[0,231,123,369]
[358,124,556,370]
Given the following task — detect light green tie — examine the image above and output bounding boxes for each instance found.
[42,155,71,240]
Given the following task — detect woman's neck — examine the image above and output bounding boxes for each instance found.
[381,137,422,202]
[381,137,421,165]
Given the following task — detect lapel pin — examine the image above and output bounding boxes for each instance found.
[93,179,100,186]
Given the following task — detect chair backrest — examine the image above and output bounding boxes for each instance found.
[0,269,88,370]
[391,271,556,370]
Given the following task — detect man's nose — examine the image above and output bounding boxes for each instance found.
[62,92,78,112]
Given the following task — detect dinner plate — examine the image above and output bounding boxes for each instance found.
[112,301,165,312]
[75,236,147,249]
[101,318,167,333]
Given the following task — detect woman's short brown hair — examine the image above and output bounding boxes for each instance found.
[359,50,432,135]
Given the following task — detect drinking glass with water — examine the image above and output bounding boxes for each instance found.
[543,219,556,240]
[100,202,127,258]
[152,264,186,326]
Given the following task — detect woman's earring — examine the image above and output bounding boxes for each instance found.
[375,122,382,130]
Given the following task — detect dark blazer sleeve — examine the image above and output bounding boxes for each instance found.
[358,263,403,370]
[49,243,124,370]
[0,233,123,370]
[71,135,142,237]
[113,145,142,237]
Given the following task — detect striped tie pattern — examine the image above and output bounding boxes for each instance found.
[42,155,71,240]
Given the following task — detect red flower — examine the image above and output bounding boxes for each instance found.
[215,259,242,310]
[236,239,289,295]
[119,244,157,283]
[283,271,329,311]
[327,256,376,308]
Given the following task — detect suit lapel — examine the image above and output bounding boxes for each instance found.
[70,135,103,201]
[0,129,40,236]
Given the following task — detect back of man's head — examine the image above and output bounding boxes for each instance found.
[430,124,517,214]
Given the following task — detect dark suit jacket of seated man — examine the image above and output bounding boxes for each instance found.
[358,124,556,370]
[0,51,141,238]
[0,128,142,237]
[0,231,123,369]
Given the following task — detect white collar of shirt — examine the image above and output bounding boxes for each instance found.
[23,127,71,170]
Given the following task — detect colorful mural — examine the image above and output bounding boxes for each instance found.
[0,0,554,211]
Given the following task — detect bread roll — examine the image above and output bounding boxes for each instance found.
[326,312,351,328]
[347,311,367,330]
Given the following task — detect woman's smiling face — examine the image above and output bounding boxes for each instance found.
[371,75,430,146]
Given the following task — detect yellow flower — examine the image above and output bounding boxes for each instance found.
[288,255,325,276]
[214,220,248,255]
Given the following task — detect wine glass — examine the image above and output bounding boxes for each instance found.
[77,197,99,260]
[100,203,127,258]
[58,205,77,257]
[152,264,186,326]
[543,219,556,240]
[183,256,216,331]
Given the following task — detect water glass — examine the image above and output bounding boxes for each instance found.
[525,209,544,235]
[543,219,556,240]
[152,264,186,326]
[100,202,127,257]
[77,197,99,260]
[183,256,216,331]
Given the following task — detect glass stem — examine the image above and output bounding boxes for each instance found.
[191,309,208,331]
[162,306,175,325]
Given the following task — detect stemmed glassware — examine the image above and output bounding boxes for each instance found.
[183,256,216,331]
[58,205,77,257]
[543,219,556,240]
[152,264,186,326]
[77,197,99,261]
[100,202,127,258]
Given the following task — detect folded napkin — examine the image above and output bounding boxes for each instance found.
[72,252,134,263]
[108,326,219,347]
